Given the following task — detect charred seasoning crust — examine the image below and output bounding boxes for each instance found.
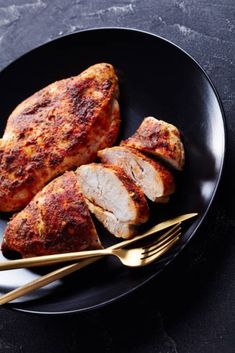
[121,118,184,170]
[101,164,150,223]
[0,63,120,212]
[2,171,101,258]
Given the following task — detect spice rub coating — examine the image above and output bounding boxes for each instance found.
[0,63,120,212]
[1,171,102,258]
[121,116,185,171]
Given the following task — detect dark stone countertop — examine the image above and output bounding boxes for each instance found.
[0,1,234,352]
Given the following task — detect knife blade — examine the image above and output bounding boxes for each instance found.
[112,212,198,250]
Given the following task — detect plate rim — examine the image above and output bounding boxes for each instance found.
[0,26,226,315]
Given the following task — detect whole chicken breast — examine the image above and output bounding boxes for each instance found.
[121,116,185,171]
[98,146,175,203]
[1,171,102,258]
[76,163,149,239]
[0,63,120,212]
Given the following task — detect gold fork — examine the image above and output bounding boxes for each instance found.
[0,224,181,270]
[0,213,197,305]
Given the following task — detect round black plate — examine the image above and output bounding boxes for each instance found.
[0,28,225,314]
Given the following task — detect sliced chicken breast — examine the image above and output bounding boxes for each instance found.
[76,164,149,238]
[1,171,102,258]
[121,116,185,171]
[98,146,175,203]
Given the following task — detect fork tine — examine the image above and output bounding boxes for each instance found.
[141,234,180,260]
[141,224,181,255]
[141,236,180,265]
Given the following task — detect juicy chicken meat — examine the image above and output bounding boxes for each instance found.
[0,63,120,212]
[1,171,102,258]
[98,146,175,203]
[76,164,149,239]
[121,116,185,171]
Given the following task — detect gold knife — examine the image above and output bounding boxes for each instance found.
[0,212,197,305]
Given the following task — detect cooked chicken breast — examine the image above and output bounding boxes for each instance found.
[98,146,175,203]
[1,171,102,258]
[121,116,185,170]
[76,164,149,238]
[0,63,120,212]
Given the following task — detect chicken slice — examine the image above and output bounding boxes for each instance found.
[85,200,138,239]
[76,164,149,239]
[98,146,175,203]
[121,116,185,171]
[0,63,120,212]
[1,171,102,258]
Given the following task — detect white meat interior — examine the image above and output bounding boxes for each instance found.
[99,147,169,202]
[77,164,139,223]
[86,199,137,238]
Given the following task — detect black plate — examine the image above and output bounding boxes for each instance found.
[0,28,225,314]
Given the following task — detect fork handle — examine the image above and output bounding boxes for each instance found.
[0,258,102,306]
[0,248,111,271]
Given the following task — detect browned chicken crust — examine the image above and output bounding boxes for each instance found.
[1,171,102,258]
[0,63,120,212]
[121,116,185,170]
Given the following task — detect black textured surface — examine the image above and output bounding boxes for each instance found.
[0,1,234,352]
